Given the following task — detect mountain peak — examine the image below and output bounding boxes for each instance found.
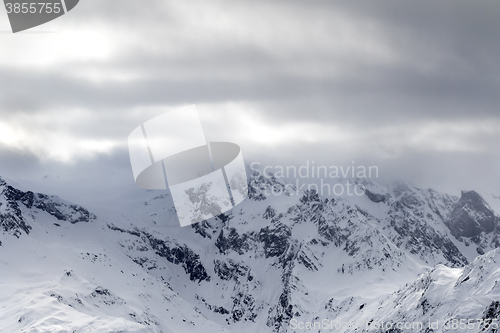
[0,178,95,238]
[448,190,498,238]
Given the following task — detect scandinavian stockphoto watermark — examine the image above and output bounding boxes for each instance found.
[3,0,79,33]
[250,160,378,197]
[128,105,248,227]
[289,317,499,331]
[290,318,425,331]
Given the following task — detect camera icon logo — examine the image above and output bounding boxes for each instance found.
[128,105,248,227]
[3,0,79,33]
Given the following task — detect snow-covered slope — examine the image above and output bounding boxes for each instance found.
[345,248,500,333]
[1,173,500,332]
[0,177,227,333]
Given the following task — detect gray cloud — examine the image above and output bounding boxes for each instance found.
[0,0,499,197]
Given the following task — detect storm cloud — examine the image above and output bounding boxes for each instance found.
[0,0,498,197]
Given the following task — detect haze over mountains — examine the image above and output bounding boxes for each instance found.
[2,172,500,332]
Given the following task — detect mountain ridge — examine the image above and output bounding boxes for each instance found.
[1,173,500,332]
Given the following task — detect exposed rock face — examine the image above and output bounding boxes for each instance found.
[0,177,95,238]
[0,182,32,237]
[145,233,211,283]
[364,189,388,203]
[448,190,498,238]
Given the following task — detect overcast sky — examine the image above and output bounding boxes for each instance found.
[0,0,499,200]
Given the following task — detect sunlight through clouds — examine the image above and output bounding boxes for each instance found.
[0,0,498,195]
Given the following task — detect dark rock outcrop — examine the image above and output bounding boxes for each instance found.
[448,191,498,238]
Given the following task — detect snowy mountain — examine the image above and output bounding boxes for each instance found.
[1,173,500,332]
[348,248,500,333]
[0,177,95,239]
